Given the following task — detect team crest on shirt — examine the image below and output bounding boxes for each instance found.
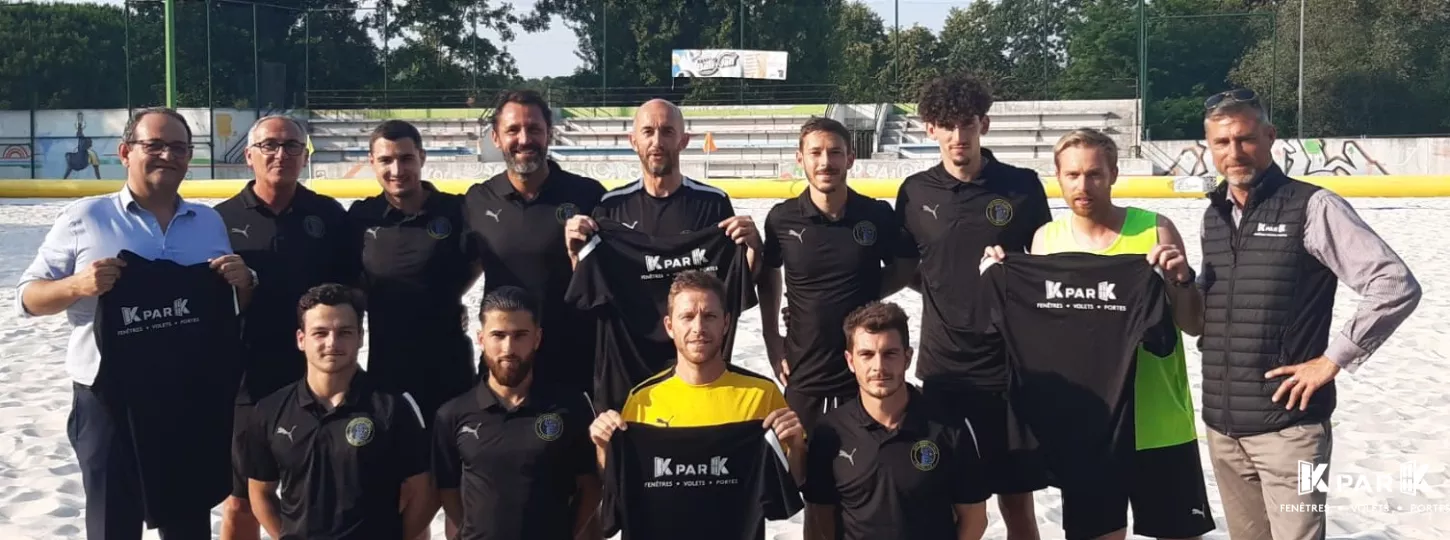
[344,417,376,447]
[910,439,941,471]
[303,215,326,239]
[427,217,452,240]
[985,198,1014,227]
[535,413,564,442]
[852,221,878,246]
[556,203,580,224]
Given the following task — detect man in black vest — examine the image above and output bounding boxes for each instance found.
[1196,89,1421,540]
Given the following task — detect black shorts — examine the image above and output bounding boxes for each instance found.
[920,380,1049,495]
[784,386,854,434]
[230,403,253,499]
[1060,441,1215,540]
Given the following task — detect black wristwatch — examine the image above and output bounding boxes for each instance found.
[1171,268,1196,288]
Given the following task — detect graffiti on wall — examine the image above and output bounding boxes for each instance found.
[1165,139,1390,177]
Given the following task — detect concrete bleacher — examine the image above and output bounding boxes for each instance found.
[299,101,1150,178]
[882,99,1151,174]
[307,109,488,163]
[550,105,826,164]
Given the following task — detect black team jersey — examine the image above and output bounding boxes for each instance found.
[348,182,478,422]
[241,371,429,540]
[764,188,918,398]
[215,181,359,402]
[979,253,1176,489]
[803,386,989,540]
[430,385,597,540]
[565,220,758,411]
[895,150,1051,392]
[94,250,243,527]
[591,177,736,236]
[603,421,804,540]
[464,162,607,396]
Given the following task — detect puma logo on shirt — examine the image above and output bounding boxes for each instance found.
[230,225,251,239]
[275,425,296,443]
[922,204,940,219]
[838,448,857,466]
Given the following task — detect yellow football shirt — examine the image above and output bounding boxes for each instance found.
[622,364,789,428]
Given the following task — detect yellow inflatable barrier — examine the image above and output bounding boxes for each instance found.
[2,176,1449,199]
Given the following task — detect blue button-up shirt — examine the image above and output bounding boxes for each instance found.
[14,187,233,385]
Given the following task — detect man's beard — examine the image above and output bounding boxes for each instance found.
[505,144,545,174]
[485,352,535,387]
[862,378,902,400]
[808,168,843,191]
[643,154,676,176]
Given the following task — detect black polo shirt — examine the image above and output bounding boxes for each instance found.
[591,177,736,236]
[431,383,596,540]
[464,162,607,395]
[764,189,918,398]
[241,371,429,540]
[803,386,989,540]
[216,181,359,402]
[894,149,1051,391]
[348,182,478,397]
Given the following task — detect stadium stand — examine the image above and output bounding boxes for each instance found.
[302,100,1153,177]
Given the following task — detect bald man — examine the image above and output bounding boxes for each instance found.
[564,99,761,270]
[214,115,359,540]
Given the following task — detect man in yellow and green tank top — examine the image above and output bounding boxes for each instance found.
[987,128,1214,540]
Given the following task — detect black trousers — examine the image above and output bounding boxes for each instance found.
[68,383,212,540]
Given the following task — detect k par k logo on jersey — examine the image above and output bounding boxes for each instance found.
[642,248,716,278]
[117,297,200,334]
[1039,280,1128,312]
[646,455,739,489]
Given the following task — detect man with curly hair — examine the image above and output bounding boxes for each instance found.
[894,72,1053,539]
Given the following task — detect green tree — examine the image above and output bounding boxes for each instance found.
[0,3,129,109]
[938,1,1011,95]
[883,26,941,102]
[824,1,888,102]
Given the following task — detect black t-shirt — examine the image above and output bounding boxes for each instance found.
[565,221,758,411]
[241,371,430,540]
[895,150,1052,391]
[465,163,607,395]
[803,387,988,540]
[979,253,1175,488]
[348,182,478,387]
[94,250,243,527]
[431,384,597,540]
[603,421,804,540]
[216,181,359,402]
[591,177,736,236]
[764,189,918,397]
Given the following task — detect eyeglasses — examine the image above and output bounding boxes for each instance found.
[128,139,194,156]
[1204,89,1259,110]
[251,141,308,156]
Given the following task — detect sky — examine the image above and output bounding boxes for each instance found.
[59,0,963,79]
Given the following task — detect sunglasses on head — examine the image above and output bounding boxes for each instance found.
[1204,89,1259,110]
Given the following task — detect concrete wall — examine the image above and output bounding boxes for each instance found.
[1145,137,1450,176]
[0,108,293,180]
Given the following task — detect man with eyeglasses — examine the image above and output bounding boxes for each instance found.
[1196,89,1421,540]
[214,115,361,540]
[16,107,258,539]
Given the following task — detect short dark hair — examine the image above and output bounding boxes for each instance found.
[917,72,995,129]
[296,283,367,327]
[122,107,193,143]
[667,271,728,315]
[798,117,852,151]
[479,285,541,326]
[843,301,911,350]
[368,120,423,153]
[489,90,554,129]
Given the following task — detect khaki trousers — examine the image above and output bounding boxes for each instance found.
[1206,421,1333,540]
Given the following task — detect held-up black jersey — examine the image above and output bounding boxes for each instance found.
[565,221,758,411]
[979,253,1175,489]
[603,422,804,540]
[94,250,243,527]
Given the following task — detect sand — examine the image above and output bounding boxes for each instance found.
[0,195,1445,539]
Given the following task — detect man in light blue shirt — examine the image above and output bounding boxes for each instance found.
[15,107,257,540]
